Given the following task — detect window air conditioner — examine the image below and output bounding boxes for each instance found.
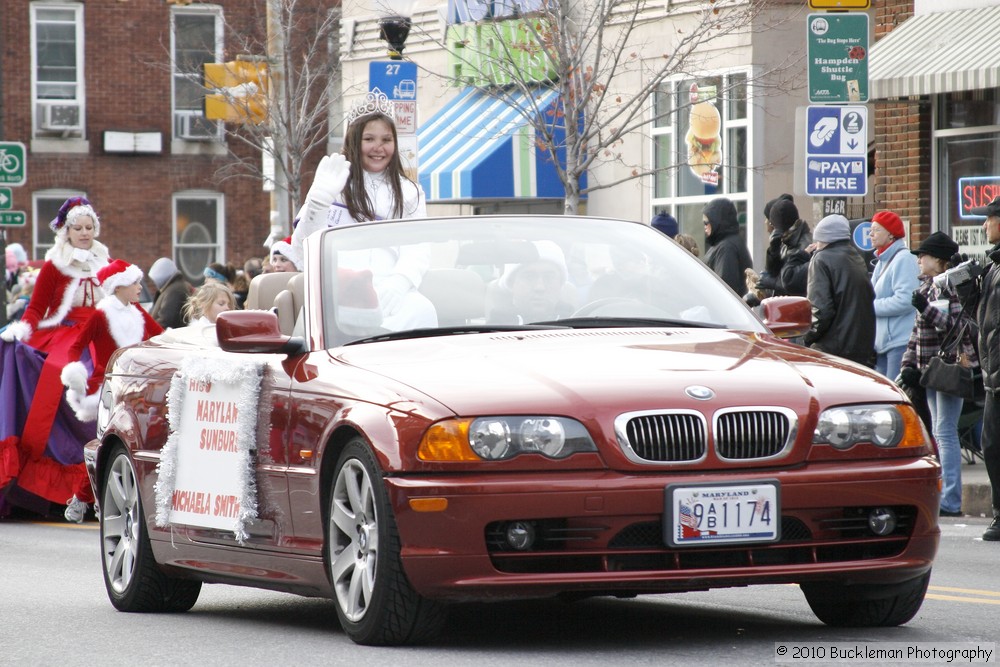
[177,113,219,141]
[39,102,82,131]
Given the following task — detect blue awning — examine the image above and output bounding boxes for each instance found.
[417,87,576,202]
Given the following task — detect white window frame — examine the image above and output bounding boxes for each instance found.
[32,189,87,260]
[170,4,225,151]
[649,69,752,215]
[30,3,88,151]
[173,191,225,284]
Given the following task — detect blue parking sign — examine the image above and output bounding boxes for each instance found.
[805,105,867,197]
[853,221,873,251]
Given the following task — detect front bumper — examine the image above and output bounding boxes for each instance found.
[388,458,940,601]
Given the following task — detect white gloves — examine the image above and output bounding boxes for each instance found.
[376,274,413,316]
[306,154,351,209]
[296,154,352,235]
[1,320,30,343]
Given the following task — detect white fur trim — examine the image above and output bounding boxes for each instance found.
[1,320,32,342]
[45,238,110,277]
[37,276,83,330]
[101,263,143,294]
[270,239,302,271]
[66,389,100,423]
[99,296,145,348]
[61,361,90,393]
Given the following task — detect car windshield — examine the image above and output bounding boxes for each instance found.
[315,216,766,346]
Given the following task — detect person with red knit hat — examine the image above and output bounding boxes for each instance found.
[0,196,112,519]
[869,210,920,382]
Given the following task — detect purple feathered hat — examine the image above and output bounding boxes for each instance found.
[50,196,100,238]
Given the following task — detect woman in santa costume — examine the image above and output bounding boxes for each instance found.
[0,197,109,517]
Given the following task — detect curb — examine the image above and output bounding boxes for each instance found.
[963,482,994,518]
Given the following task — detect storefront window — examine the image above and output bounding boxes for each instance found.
[650,72,750,242]
[935,90,1000,257]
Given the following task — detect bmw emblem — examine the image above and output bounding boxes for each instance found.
[685,386,715,400]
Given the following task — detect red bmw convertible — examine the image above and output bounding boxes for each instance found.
[85,216,939,645]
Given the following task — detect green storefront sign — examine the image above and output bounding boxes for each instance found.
[807,13,869,104]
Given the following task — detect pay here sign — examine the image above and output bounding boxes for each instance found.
[805,105,868,197]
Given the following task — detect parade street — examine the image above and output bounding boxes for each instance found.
[2,516,997,667]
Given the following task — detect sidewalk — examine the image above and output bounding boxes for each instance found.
[961,455,994,518]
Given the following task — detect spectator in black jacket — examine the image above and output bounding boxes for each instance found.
[702,197,752,295]
[758,198,812,297]
[147,257,193,329]
[803,214,875,366]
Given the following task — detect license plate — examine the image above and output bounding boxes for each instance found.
[664,480,781,547]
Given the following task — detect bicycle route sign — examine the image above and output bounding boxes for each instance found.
[0,141,27,186]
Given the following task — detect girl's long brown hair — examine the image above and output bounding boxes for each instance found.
[341,113,417,221]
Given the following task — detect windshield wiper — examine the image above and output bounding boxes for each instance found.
[344,323,569,345]
[532,317,727,329]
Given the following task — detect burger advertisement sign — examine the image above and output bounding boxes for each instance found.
[685,84,722,187]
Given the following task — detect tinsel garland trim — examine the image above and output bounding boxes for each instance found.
[154,356,264,543]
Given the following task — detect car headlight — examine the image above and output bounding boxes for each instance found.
[418,417,597,461]
[813,403,918,449]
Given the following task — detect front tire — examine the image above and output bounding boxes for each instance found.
[100,445,201,613]
[801,571,931,627]
[327,439,446,645]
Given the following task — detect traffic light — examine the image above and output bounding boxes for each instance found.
[204,60,269,124]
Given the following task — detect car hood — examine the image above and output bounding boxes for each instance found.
[334,328,902,416]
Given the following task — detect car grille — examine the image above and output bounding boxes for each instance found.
[485,507,916,575]
[617,409,795,463]
[621,412,706,462]
[715,410,794,460]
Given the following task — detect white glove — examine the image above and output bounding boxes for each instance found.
[1,320,30,343]
[376,274,413,316]
[305,154,351,209]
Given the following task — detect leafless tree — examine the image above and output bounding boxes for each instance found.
[210,0,342,241]
[417,0,800,213]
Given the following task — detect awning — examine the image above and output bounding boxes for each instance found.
[417,87,572,202]
[870,6,1000,99]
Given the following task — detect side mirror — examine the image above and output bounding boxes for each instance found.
[216,310,306,355]
[760,296,811,339]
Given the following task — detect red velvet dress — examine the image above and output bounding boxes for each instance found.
[0,240,109,513]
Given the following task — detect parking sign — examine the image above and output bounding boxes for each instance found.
[805,105,868,197]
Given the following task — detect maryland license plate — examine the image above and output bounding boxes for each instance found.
[665,480,781,547]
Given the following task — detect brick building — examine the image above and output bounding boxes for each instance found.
[0,1,283,284]
[871,0,1000,252]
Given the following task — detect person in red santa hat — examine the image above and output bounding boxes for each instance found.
[0,197,111,518]
[269,236,302,272]
[56,260,162,521]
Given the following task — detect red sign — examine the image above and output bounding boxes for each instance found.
[959,177,1000,218]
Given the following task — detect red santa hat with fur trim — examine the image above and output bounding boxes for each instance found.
[270,236,303,271]
[98,259,143,292]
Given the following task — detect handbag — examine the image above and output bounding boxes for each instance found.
[920,354,975,399]
[919,311,979,400]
